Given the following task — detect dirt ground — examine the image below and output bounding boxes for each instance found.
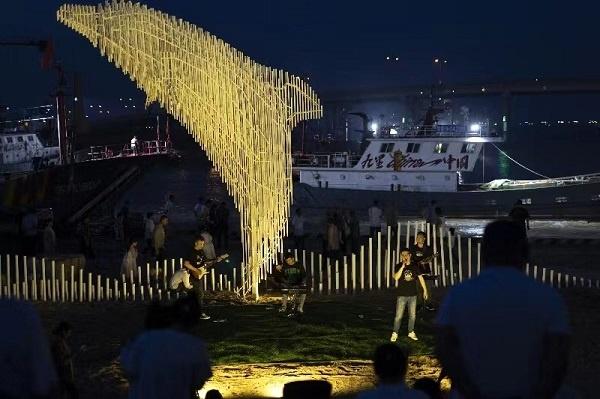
[35,287,600,399]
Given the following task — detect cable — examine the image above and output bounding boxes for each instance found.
[490,143,550,179]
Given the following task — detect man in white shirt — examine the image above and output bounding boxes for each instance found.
[130,135,138,154]
[121,296,212,399]
[436,220,570,399]
[356,344,427,399]
[0,299,58,398]
[368,200,383,236]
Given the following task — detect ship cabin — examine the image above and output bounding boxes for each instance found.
[0,132,60,173]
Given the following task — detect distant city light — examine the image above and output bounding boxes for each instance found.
[434,58,439,63]
[469,123,481,133]
[481,87,486,92]
[389,128,398,135]
[74,97,78,102]
[386,56,390,60]
[401,117,406,124]
[395,57,399,61]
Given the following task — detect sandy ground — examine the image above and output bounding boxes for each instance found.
[36,288,600,399]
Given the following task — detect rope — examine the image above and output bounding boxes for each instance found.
[489,143,550,179]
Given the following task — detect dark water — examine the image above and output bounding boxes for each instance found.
[464,125,600,183]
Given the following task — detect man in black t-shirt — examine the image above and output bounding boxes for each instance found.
[169,236,211,320]
[391,249,428,342]
[411,231,436,311]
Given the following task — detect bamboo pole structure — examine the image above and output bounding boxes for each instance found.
[57,2,322,298]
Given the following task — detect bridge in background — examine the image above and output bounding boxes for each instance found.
[322,78,600,102]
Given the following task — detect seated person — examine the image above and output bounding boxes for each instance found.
[278,252,307,314]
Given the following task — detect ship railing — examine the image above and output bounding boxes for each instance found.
[380,124,500,138]
[292,152,361,168]
[87,140,171,161]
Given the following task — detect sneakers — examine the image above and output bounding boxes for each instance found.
[425,304,436,311]
[199,313,211,320]
[408,331,419,341]
[390,332,398,342]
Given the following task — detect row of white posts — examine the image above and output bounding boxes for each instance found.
[0,256,239,303]
[1,221,599,303]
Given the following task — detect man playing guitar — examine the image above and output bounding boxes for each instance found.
[411,231,438,311]
[169,236,228,320]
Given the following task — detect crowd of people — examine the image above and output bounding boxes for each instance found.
[0,217,576,399]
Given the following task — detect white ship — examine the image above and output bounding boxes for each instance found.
[0,129,60,175]
[292,121,600,218]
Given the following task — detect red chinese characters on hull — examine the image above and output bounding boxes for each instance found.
[360,153,469,171]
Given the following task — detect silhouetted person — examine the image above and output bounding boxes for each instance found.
[0,299,57,398]
[43,220,57,256]
[436,220,570,399]
[356,344,427,399]
[144,212,155,253]
[291,208,306,249]
[121,296,212,399]
[348,210,361,253]
[284,380,332,399]
[51,321,78,399]
[153,215,168,262]
[205,389,223,399]
[368,200,383,236]
[214,202,229,249]
[509,199,531,237]
[78,217,95,259]
[413,377,442,399]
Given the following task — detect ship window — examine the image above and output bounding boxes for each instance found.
[6,137,13,143]
[17,136,24,142]
[406,143,420,153]
[27,136,34,141]
[461,143,476,153]
[521,198,532,205]
[555,196,568,203]
[379,143,395,153]
[434,143,448,153]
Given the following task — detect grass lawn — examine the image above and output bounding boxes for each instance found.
[203,292,436,365]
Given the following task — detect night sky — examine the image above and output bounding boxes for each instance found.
[1,0,600,115]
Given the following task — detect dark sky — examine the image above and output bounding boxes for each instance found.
[1,0,599,109]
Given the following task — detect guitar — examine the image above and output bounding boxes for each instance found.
[416,252,439,265]
[185,254,229,280]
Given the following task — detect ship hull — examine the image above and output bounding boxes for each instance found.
[1,154,174,223]
[293,181,600,219]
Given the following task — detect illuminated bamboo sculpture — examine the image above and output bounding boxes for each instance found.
[57,2,322,296]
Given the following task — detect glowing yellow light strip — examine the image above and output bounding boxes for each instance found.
[57,1,322,296]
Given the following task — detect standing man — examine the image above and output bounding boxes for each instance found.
[391,249,428,342]
[436,220,570,399]
[214,202,229,250]
[411,231,436,311]
[290,208,306,250]
[144,212,155,254]
[509,199,530,237]
[279,252,307,315]
[170,236,211,320]
[153,215,168,263]
[368,200,383,236]
[130,135,138,155]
